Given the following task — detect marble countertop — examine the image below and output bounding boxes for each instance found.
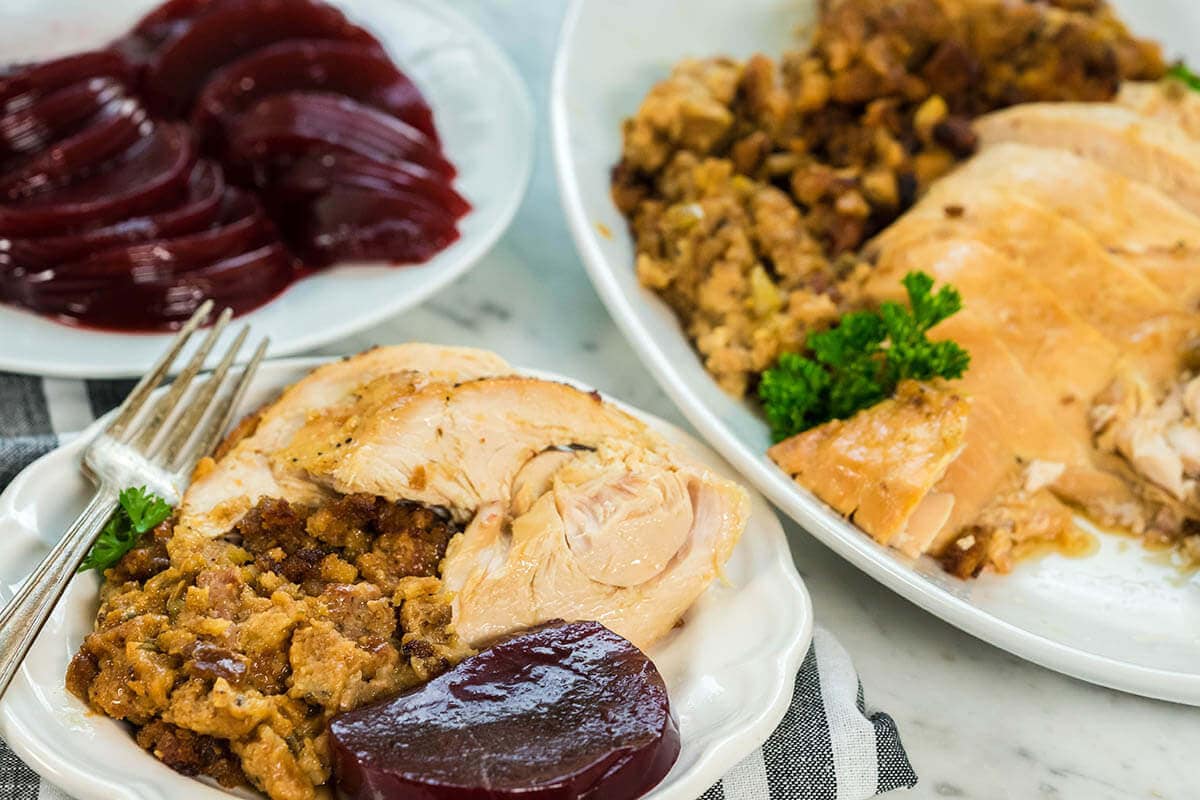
[319,2,1198,797]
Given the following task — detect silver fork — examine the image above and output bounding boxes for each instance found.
[0,302,268,699]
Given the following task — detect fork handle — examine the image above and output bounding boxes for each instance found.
[0,489,117,700]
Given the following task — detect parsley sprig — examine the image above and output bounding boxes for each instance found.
[758,271,970,442]
[78,487,173,573]
[1168,62,1200,92]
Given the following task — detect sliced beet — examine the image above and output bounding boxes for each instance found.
[3,242,294,330]
[125,0,381,117]
[0,96,149,200]
[3,160,224,270]
[43,189,272,280]
[329,620,680,800]
[275,185,460,267]
[0,78,127,161]
[269,151,469,217]
[192,39,437,150]
[228,92,454,179]
[117,0,376,68]
[0,122,194,237]
[112,0,211,67]
[0,51,132,112]
[0,0,467,332]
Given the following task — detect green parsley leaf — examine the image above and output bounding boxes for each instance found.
[758,271,970,442]
[78,486,173,573]
[1168,62,1200,93]
[759,352,834,439]
[118,485,172,534]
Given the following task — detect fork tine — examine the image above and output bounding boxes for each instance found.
[169,335,269,475]
[157,324,248,468]
[130,308,232,451]
[105,300,213,440]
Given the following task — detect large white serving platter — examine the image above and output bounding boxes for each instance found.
[0,0,533,378]
[0,357,812,800]
[552,0,1200,704]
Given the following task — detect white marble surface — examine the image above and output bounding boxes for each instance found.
[315,2,1199,798]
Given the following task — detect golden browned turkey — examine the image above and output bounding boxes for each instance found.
[1118,81,1200,140]
[281,373,748,650]
[870,168,1198,389]
[883,142,1200,308]
[862,237,1150,549]
[275,376,651,519]
[768,381,968,556]
[869,135,1200,533]
[178,346,748,651]
[176,344,510,539]
[441,441,745,649]
[773,92,1200,576]
[975,103,1200,217]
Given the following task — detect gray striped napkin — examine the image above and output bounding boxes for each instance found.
[0,370,917,800]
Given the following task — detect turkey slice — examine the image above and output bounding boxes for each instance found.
[176,344,510,538]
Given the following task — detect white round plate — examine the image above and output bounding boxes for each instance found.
[552,0,1200,704]
[0,357,812,800]
[0,0,533,378]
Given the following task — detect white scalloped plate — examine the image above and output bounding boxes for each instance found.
[0,0,533,378]
[0,357,812,800]
[552,0,1200,704]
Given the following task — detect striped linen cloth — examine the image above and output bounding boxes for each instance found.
[0,370,918,800]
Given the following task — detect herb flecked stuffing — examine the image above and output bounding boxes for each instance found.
[758,271,970,442]
[78,486,173,573]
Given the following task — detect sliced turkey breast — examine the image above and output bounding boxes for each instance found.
[975,103,1200,217]
[865,223,1157,545]
[278,372,748,651]
[176,344,510,538]
[783,210,1163,566]
[772,98,1200,573]
[1118,81,1200,141]
[872,166,1197,390]
[903,143,1200,307]
[769,381,968,555]
[440,442,747,650]
[769,303,1141,565]
[864,233,1123,422]
[277,376,654,520]
[920,312,1143,542]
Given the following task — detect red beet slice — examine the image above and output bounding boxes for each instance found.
[0,96,149,200]
[0,78,127,161]
[1,0,466,332]
[329,620,680,800]
[3,160,224,268]
[266,151,469,217]
[116,0,375,68]
[275,185,460,267]
[44,190,273,280]
[192,39,437,150]
[2,160,224,270]
[228,92,454,179]
[112,0,211,66]
[0,51,132,112]
[3,242,294,330]
[0,122,194,236]
[122,0,380,117]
